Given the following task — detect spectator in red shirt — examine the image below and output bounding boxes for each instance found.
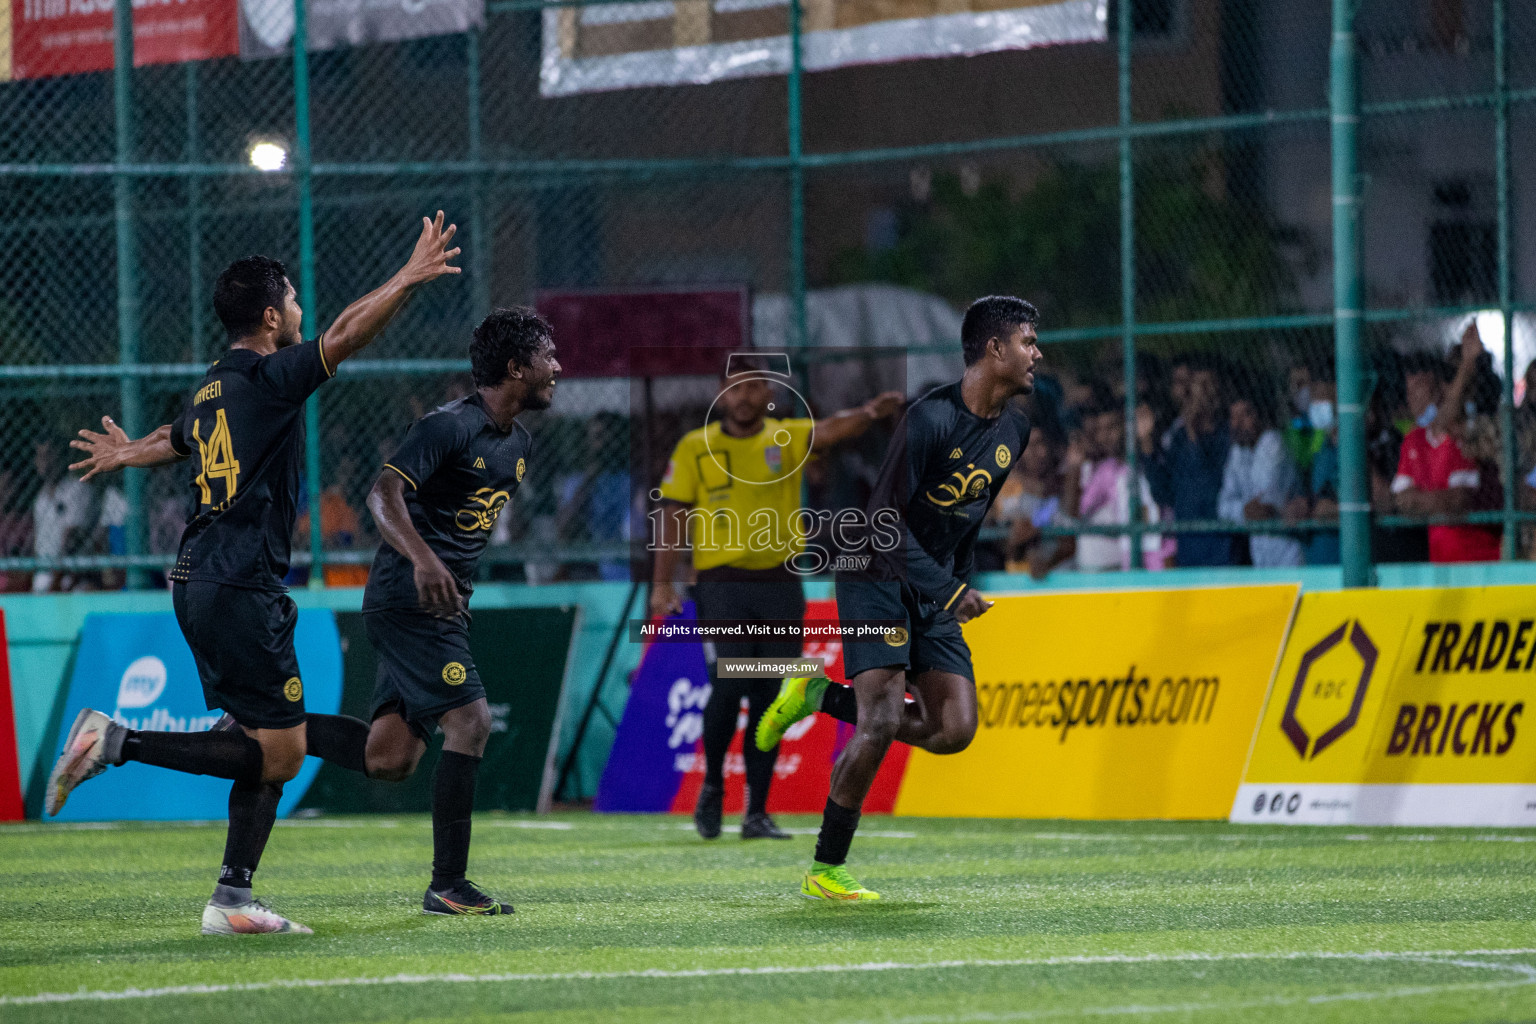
[1388,325,1502,563]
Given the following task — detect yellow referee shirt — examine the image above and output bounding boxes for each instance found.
[657,417,815,571]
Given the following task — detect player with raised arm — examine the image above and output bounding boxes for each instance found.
[45,212,461,934]
[291,307,557,915]
[753,296,1041,900]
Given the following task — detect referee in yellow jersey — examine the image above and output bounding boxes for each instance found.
[651,364,902,839]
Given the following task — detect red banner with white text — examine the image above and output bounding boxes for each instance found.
[10,0,237,81]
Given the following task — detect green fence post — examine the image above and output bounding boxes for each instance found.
[787,0,808,348]
[186,63,205,365]
[468,28,491,318]
[295,0,325,589]
[114,0,146,590]
[1495,0,1517,560]
[1332,0,1370,586]
[1119,0,1141,568]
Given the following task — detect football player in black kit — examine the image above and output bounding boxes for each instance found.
[46,212,462,934]
[753,296,1042,900]
[316,306,557,916]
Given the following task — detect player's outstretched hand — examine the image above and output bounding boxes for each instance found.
[414,554,465,619]
[864,391,905,420]
[69,416,131,481]
[402,210,461,287]
[955,588,993,624]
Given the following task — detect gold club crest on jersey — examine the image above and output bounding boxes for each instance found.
[456,488,510,532]
[995,444,1011,469]
[926,466,993,507]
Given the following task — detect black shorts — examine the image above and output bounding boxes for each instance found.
[172,581,307,730]
[364,607,486,743]
[693,566,807,662]
[835,573,974,682]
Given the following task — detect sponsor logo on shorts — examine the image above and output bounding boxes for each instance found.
[995,444,1011,469]
[284,677,303,702]
[443,662,467,686]
[884,627,909,647]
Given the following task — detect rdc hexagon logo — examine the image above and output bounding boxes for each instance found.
[1280,619,1378,760]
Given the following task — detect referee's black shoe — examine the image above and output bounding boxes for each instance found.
[741,812,791,840]
[694,783,723,839]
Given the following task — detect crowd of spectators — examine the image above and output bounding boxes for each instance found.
[986,321,1523,576]
[3,323,1534,591]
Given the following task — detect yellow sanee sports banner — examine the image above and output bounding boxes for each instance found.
[893,585,1299,819]
[1232,586,1536,827]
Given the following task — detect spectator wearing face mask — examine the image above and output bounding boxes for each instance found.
[1283,379,1341,565]
[1282,360,1332,481]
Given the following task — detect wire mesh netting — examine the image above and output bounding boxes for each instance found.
[3,0,1536,596]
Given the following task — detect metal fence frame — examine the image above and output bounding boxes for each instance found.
[0,0,1530,587]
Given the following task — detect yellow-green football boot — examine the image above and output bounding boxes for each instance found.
[801,863,881,901]
[755,676,832,751]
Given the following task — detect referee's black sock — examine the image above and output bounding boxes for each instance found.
[120,729,264,783]
[819,682,858,725]
[430,750,481,890]
[305,713,369,774]
[216,779,284,896]
[812,797,861,867]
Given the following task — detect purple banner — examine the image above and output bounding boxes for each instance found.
[594,602,711,813]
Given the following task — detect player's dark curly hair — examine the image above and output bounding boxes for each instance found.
[213,256,289,340]
[470,306,553,387]
[961,295,1040,366]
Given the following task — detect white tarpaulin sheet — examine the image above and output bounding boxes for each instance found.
[541,0,1106,97]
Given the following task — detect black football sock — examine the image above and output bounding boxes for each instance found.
[812,797,861,867]
[305,713,369,774]
[216,779,284,897]
[743,691,776,816]
[121,728,264,783]
[819,682,859,725]
[700,678,743,790]
[430,750,481,891]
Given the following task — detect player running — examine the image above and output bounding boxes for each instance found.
[753,296,1041,900]
[294,306,557,915]
[46,212,462,934]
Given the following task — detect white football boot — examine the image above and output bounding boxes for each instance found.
[45,709,122,816]
[201,898,313,935]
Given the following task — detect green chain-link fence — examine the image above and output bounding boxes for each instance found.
[2,0,1535,591]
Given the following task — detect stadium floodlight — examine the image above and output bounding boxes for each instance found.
[248,140,289,172]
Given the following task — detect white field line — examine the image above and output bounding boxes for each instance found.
[4,948,1535,1007]
[865,963,1536,1024]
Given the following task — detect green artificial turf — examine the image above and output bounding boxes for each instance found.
[1,814,1534,1023]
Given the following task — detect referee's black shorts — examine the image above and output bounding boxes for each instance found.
[835,572,974,683]
[173,580,307,730]
[693,565,806,663]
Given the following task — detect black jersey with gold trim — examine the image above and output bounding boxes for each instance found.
[863,381,1030,611]
[363,393,532,612]
[168,338,334,590]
